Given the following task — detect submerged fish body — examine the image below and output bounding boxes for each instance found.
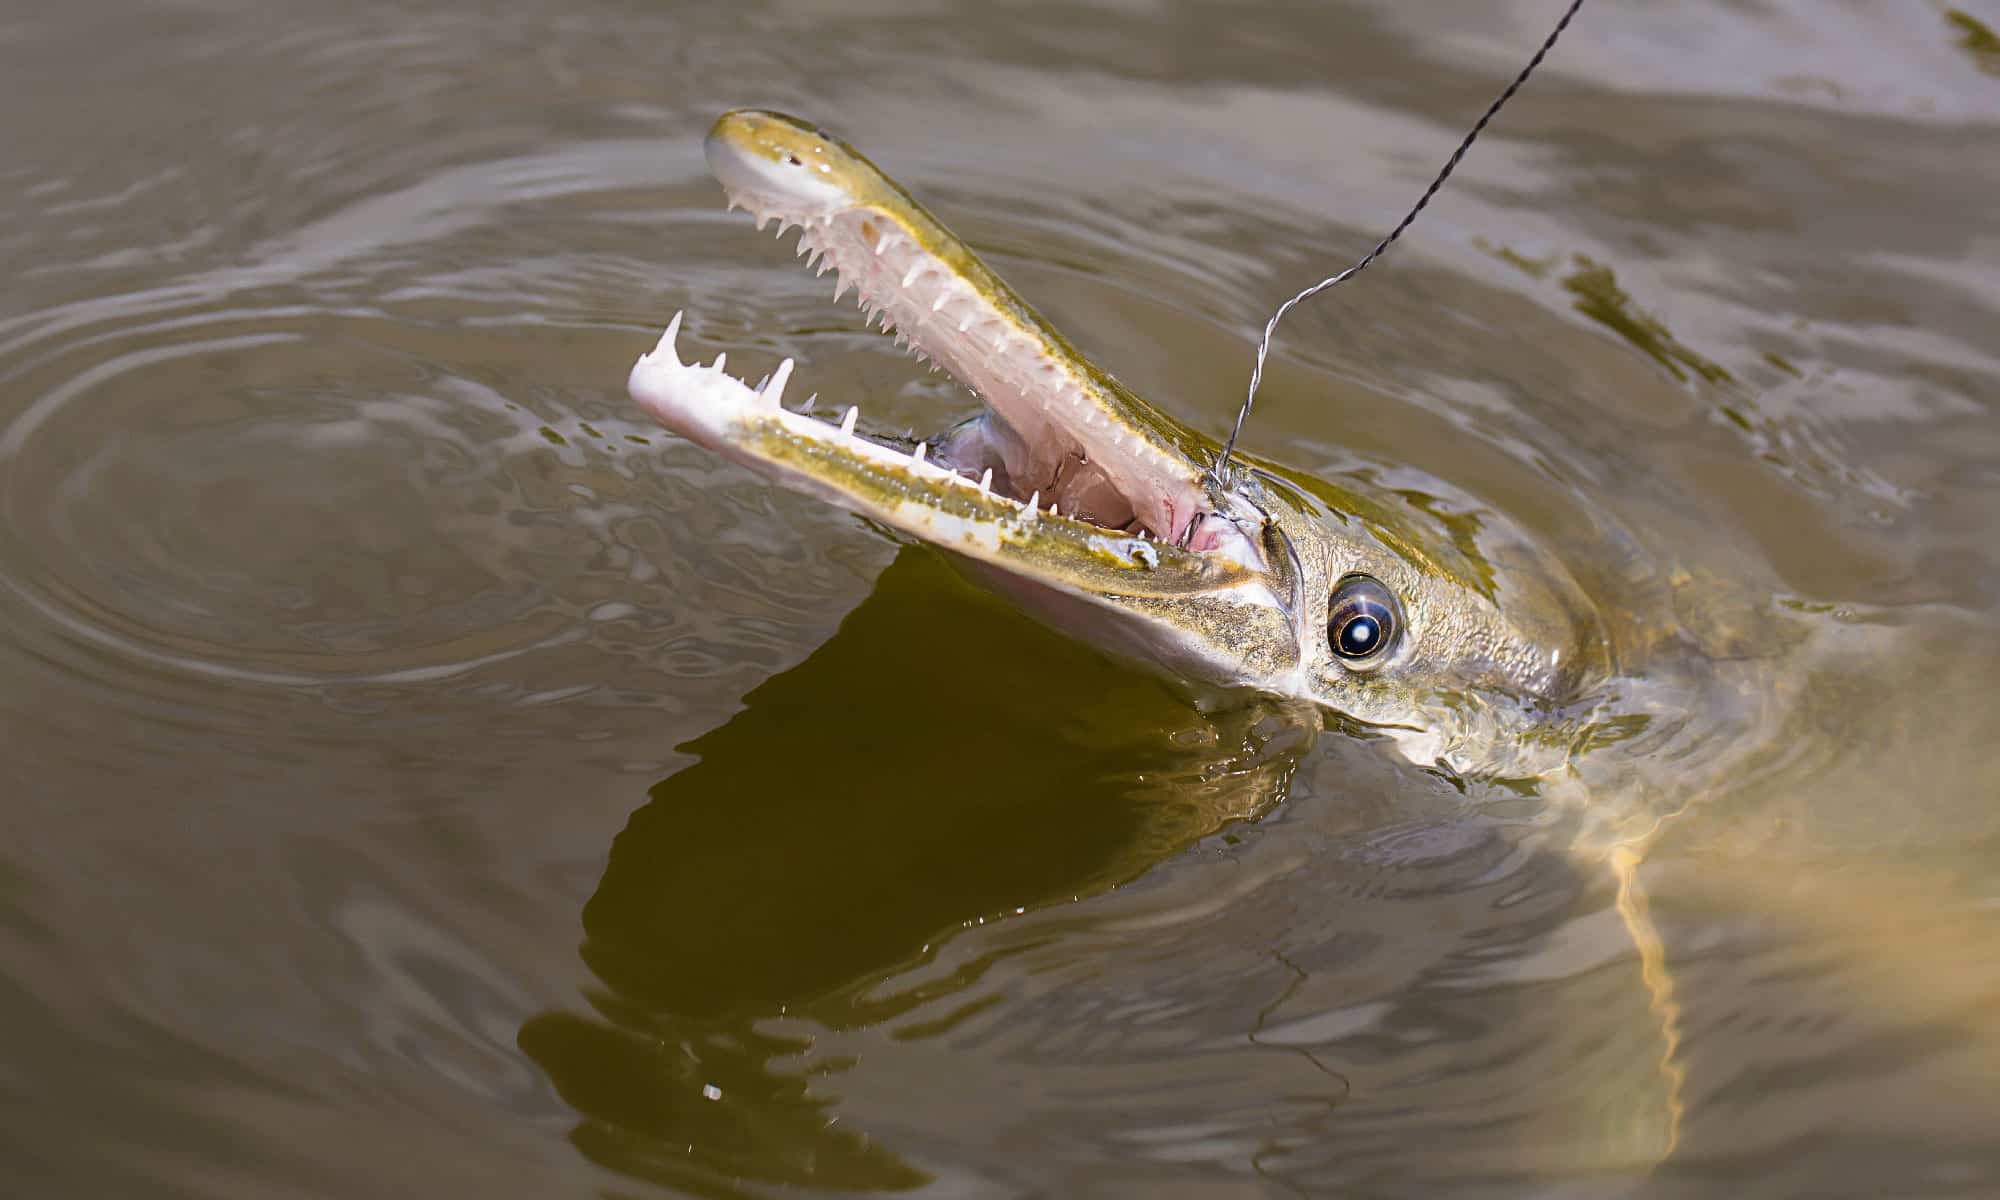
[630,110,1611,780]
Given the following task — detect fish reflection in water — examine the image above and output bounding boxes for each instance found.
[520,548,1304,1191]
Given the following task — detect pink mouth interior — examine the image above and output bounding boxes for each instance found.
[734,196,1227,552]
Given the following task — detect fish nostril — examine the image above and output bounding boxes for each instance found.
[783,153,802,166]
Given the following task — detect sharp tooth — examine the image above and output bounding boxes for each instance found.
[801,393,817,413]
[912,442,927,464]
[652,311,685,364]
[711,352,727,372]
[901,263,923,289]
[1026,491,1039,516]
[978,468,993,494]
[762,358,794,406]
[874,231,894,255]
[839,406,858,436]
[834,278,852,303]
[957,316,971,333]
[931,294,949,313]
[1050,502,1060,517]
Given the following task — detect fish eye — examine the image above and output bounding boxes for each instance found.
[1327,575,1400,666]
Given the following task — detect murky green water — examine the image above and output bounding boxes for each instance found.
[4,2,1998,1195]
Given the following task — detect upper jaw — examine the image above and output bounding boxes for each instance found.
[696,110,1251,563]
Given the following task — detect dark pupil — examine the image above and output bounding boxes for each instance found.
[1337,615,1380,657]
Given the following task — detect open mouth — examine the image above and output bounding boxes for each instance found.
[629,110,1263,587]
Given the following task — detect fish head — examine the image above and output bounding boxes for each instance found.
[631,111,1607,764]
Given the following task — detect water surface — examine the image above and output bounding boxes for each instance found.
[3,1,1999,1195]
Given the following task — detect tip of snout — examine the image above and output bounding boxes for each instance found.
[707,108,814,140]
[703,109,863,217]
[705,109,800,163]
[703,110,768,188]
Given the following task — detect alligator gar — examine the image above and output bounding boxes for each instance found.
[630,111,1610,779]
[628,109,1700,1149]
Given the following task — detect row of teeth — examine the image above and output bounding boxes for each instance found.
[734,203,1150,449]
[655,308,1169,537]
[719,195,1192,547]
[743,206,982,363]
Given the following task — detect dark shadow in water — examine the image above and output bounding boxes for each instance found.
[519,547,1304,1195]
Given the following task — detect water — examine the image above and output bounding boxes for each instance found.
[3,1,1998,1195]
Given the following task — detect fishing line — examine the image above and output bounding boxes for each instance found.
[1214,0,1588,481]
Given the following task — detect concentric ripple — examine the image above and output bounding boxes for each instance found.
[0,147,903,752]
